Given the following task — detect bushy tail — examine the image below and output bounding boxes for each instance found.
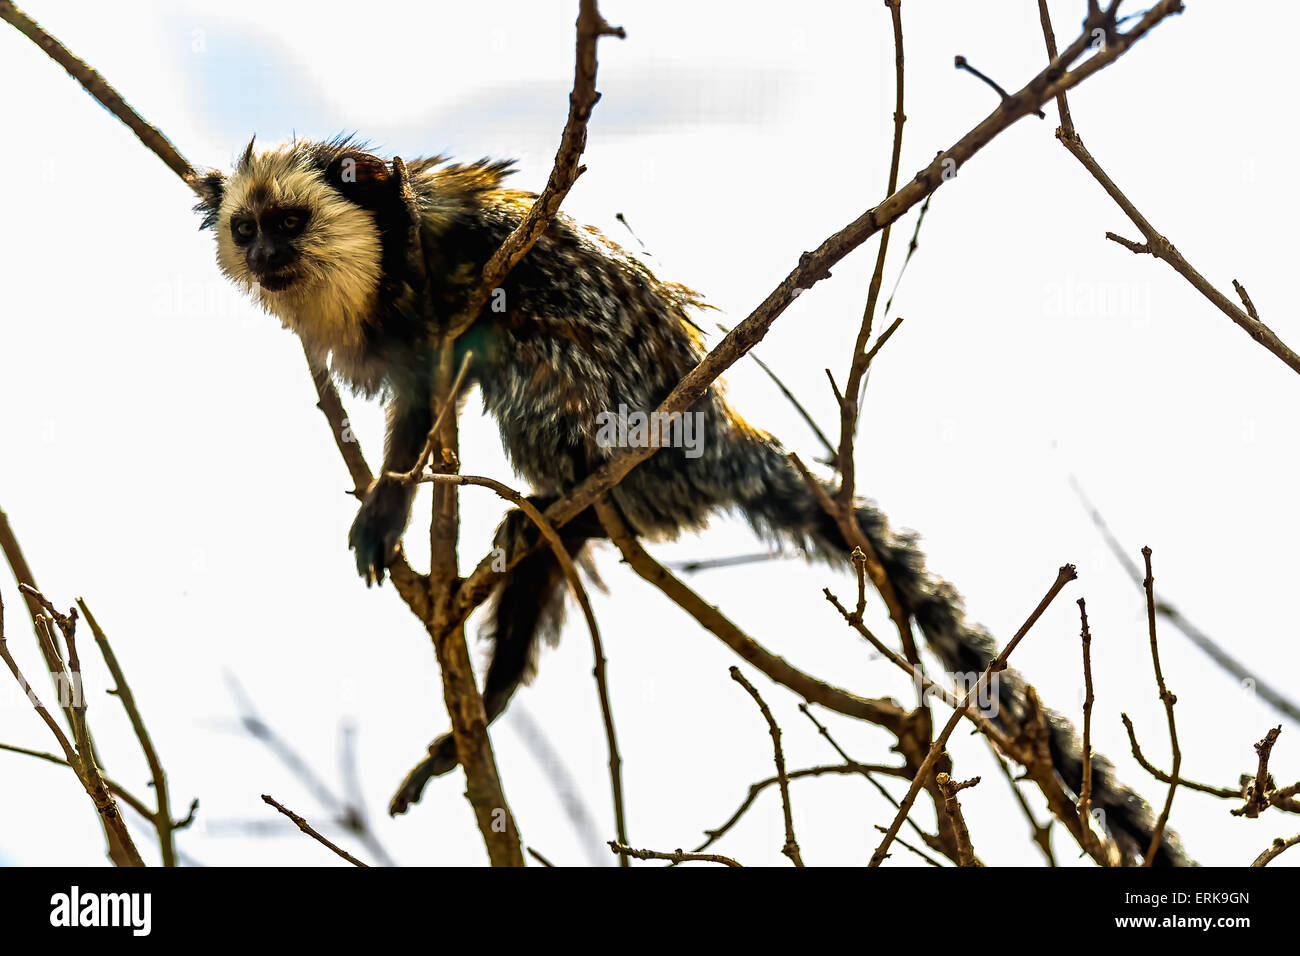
[733,436,1194,866]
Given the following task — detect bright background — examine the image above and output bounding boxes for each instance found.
[1,0,1296,867]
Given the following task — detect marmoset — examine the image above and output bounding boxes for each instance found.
[192,137,1191,865]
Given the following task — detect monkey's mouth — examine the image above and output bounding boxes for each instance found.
[255,270,300,293]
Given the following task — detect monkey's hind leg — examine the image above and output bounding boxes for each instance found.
[389,501,600,815]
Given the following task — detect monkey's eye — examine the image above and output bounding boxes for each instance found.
[232,220,256,243]
[277,212,310,236]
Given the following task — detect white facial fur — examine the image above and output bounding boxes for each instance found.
[213,145,386,391]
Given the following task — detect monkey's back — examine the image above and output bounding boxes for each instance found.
[418,186,783,542]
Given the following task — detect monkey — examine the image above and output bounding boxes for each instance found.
[191,136,1192,865]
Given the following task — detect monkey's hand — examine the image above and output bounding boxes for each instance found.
[348,475,415,586]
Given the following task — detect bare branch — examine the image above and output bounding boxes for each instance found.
[729,666,804,867]
[441,0,624,341]
[870,564,1077,866]
[609,841,742,867]
[1141,547,1180,867]
[262,795,369,867]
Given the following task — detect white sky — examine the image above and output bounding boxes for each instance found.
[1,0,1297,867]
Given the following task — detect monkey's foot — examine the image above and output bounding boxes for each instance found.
[389,732,460,815]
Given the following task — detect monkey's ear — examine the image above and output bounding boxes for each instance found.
[323,152,393,210]
[188,170,226,230]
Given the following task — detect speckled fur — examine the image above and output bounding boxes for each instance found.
[193,139,1193,861]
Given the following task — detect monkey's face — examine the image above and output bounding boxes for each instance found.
[193,141,385,350]
[227,203,310,291]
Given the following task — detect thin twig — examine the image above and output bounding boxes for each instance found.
[985,738,1055,865]
[441,0,624,341]
[1069,476,1300,723]
[729,666,804,867]
[797,704,945,859]
[609,841,742,867]
[872,825,945,867]
[1037,0,1300,375]
[955,55,1045,118]
[1141,547,1180,867]
[1117,713,1238,798]
[0,741,154,820]
[261,795,369,867]
[77,599,180,867]
[880,194,932,321]
[838,0,908,507]
[791,454,916,668]
[870,564,1077,866]
[693,761,909,855]
[717,322,835,461]
[862,316,905,368]
[392,351,475,484]
[1077,597,1098,855]
[823,550,1014,752]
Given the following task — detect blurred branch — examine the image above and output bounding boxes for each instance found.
[226,675,395,866]
[1070,476,1300,723]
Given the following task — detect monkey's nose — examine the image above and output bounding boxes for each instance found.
[248,239,293,274]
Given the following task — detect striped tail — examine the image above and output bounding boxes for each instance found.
[731,436,1194,866]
